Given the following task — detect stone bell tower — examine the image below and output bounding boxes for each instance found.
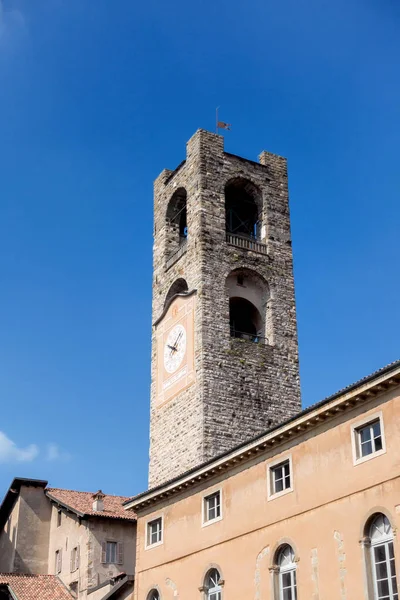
[149,129,301,487]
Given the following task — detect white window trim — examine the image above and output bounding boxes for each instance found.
[267,454,293,501]
[202,488,223,528]
[351,411,386,466]
[145,515,164,550]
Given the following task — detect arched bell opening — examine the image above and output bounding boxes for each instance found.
[225,178,262,240]
[229,297,262,342]
[166,188,188,258]
[226,268,271,344]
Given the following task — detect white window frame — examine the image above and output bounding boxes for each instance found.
[202,489,223,527]
[277,547,297,600]
[203,568,223,600]
[267,455,293,500]
[351,411,386,466]
[369,515,398,600]
[145,515,164,550]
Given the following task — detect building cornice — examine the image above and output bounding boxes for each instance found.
[124,360,400,512]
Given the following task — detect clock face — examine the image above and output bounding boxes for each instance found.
[163,324,187,374]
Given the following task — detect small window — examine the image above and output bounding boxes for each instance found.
[352,413,386,465]
[147,590,160,600]
[101,541,123,564]
[357,420,382,458]
[106,541,117,563]
[271,460,291,495]
[57,510,62,527]
[55,549,62,574]
[147,517,163,548]
[70,546,79,572]
[203,491,222,524]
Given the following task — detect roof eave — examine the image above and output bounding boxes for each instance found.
[125,360,400,511]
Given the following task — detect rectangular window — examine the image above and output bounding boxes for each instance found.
[101,541,123,564]
[57,510,62,527]
[106,541,117,563]
[271,459,291,495]
[204,491,221,524]
[351,412,386,465]
[70,546,79,572]
[357,419,382,458]
[147,517,163,547]
[55,549,62,574]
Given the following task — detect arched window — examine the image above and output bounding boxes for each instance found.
[204,569,222,600]
[276,545,297,600]
[226,269,270,343]
[166,188,187,257]
[147,590,160,600]
[164,278,189,308]
[225,178,261,239]
[368,514,398,600]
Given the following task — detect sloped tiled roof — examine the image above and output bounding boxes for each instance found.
[46,488,136,521]
[0,574,72,600]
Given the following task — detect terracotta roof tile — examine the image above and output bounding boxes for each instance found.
[46,488,136,521]
[0,574,72,600]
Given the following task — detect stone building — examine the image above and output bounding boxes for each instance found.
[0,479,136,599]
[126,360,400,600]
[150,129,301,487]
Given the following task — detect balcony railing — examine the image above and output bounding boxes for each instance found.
[230,329,268,344]
[166,238,187,270]
[226,232,268,255]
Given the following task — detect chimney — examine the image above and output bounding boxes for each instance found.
[92,490,105,512]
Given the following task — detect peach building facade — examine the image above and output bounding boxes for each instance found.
[126,361,400,600]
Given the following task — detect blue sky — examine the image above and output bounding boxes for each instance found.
[0,0,399,500]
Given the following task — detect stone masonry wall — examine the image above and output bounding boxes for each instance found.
[149,129,301,487]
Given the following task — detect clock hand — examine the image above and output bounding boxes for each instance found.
[174,331,183,348]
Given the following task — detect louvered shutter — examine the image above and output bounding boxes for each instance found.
[76,545,80,570]
[59,548,63,572]
[70,549,74,572]
[101,541,107,563]
[117,542,124,565]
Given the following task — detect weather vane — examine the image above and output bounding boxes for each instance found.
[216,107,231,134]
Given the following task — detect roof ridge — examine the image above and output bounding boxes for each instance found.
[46,487,129,499]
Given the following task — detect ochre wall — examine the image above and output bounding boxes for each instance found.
[0,496,20,573]
[47,505,136,597]
[134,388,400,600]
[0,486,52,574]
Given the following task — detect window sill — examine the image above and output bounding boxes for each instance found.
[353,448,386,466]
[145,540,163,551]
[268,486,293,502]
[202,515,223,528]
